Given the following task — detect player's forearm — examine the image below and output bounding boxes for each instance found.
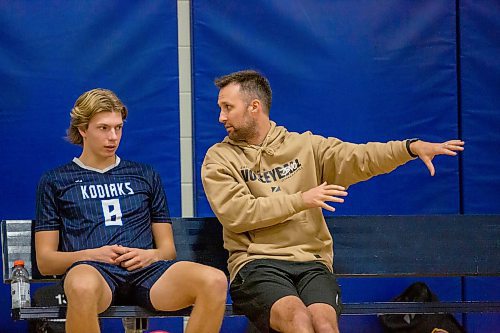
[151,222,176,261]
[154,243,176,261]
[36,249,93,276]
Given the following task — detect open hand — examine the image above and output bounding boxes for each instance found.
[410,139,465,176]
[301,182,348,212]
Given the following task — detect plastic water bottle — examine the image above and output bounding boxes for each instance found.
[11,260,31,309]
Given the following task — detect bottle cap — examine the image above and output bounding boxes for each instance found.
[13,260,25,267]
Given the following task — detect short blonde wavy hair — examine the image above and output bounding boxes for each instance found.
[66,88,128,146]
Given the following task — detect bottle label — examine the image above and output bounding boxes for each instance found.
[11,281,31,308]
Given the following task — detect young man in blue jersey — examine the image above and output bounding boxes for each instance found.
[35,88,227,333]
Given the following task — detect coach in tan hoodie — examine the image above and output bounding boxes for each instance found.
[201,70,464,333]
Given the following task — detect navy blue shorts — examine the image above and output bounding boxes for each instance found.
[65,260,176,311]
[230,259,342,333]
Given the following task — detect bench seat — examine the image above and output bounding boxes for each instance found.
[2,215,500,330]
[14,301,500,321]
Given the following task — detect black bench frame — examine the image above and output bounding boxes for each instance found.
[2,216,500,330]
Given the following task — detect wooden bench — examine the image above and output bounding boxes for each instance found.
[2,216,500,331]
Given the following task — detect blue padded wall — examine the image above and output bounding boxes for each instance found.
[0,1,180,219]
[460,1,500,214]
[460,1,500,330]
[464,277,500,331]
[0,1,179,331]
[192,0,499,332]
[192,0,459,217]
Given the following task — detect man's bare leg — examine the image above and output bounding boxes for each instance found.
[270,295,315,333]
[308,303,340,333]
[64,264,112,333]
[150,261,227,333]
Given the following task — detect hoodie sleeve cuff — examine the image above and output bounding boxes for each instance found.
[290,192,308,213]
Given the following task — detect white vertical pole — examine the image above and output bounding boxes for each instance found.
[179,0,193,331]
[178,0,194,219]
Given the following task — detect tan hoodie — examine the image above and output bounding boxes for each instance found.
[201,121,414,281]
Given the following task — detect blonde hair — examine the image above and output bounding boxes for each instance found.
[66,88,128,145]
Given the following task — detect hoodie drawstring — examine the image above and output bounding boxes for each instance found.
[253,145,275,173]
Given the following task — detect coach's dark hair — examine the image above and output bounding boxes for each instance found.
[67,88,128,146]
[214,70,272,115]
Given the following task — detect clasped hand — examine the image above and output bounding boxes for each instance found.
[88,245,158,271]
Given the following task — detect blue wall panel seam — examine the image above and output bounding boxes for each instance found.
[456,0,464,216]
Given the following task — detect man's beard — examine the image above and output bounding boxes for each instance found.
[228,116,258,142]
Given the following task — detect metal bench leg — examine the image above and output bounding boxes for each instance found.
[122,317,148,333]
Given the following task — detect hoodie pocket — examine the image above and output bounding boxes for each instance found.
[249,211,314,247]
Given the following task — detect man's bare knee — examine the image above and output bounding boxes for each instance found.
[272,309,313,333]
[201,269,228,298]
[65,278,100,300]
[270,296,314,333]
[64,265,110,311]
[313,320,340,333]
[309,303,340,333]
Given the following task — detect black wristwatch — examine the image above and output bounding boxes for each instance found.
[406,138,420,158]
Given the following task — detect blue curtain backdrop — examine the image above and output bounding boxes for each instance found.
[0,0,498,332]
[0,1,180,331]
[192,0,459,218]
[191,1,498,332]
[460,0,500,330]
[460,1,500,214]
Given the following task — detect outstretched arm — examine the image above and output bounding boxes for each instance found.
[409,139,465,176]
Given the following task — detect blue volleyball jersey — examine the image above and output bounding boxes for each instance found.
[35,157,171,252]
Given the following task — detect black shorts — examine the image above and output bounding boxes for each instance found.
[65,260,176,311]
[229,259,342,333]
